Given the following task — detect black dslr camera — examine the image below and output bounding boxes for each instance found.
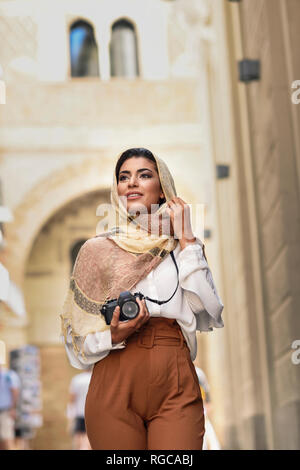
[100,250,179,326]
[101,291,145,325]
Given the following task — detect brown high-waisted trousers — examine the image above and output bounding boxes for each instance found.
[85,317,205,450]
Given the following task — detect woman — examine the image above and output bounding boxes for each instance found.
[60,148,224,450]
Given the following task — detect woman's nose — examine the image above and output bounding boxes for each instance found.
[128,176,139,186]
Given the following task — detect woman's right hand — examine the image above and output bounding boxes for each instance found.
[110,297,150,345]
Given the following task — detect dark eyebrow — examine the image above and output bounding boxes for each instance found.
[119,168,154,175]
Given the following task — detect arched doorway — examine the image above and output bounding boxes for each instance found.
[24,190,109,450]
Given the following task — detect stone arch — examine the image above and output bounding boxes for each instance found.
[5,153,204,284]
[5,157,112,285]
[108,15,140,41]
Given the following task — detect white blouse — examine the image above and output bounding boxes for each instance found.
[62,238,224,370]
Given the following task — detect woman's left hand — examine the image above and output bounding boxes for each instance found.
[165,197,195,243]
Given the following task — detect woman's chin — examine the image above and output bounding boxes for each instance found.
[127,201,148,215]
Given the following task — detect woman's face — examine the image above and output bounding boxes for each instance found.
[117,157,165,214]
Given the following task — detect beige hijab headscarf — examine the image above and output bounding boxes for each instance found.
[98,150,179,253]
[60,150,180,358]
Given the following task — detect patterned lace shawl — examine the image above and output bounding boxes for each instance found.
[60,151,180,357]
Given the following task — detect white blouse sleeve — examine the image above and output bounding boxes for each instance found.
[178,239,224,332]
[61,326,126,370]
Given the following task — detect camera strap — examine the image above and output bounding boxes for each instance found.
[143,250,179,306]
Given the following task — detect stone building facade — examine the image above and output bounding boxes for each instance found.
[0,0,299,450]
[211,0,300,450]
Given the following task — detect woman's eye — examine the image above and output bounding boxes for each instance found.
[119,174,151,181]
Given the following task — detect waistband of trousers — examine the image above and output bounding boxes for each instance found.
[126,317,187,349]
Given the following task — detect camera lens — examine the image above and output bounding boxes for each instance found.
[122,300,139,319]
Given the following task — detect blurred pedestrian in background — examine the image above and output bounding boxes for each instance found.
[0,362,21,450]
[194,365,221,450]
[67,369,92,450]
